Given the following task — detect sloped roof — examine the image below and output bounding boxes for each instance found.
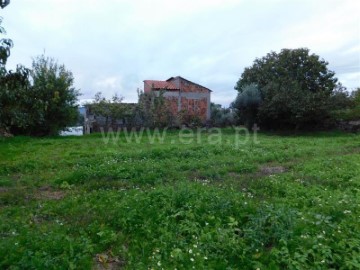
[143,80,179,90]
[167,76,212,92]
[144,76,212,92]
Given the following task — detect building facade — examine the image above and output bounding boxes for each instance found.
[143,76,211,123]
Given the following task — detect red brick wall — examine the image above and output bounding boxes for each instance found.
[144,81,152,93]
[166,97,178,116]
[180,97,208,122]
[180,83,210,93]
[144,77,211,123]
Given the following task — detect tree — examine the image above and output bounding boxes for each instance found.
[86,92,127,130]
[0,1,31,135]
[330,83,352,110]
[351,88,360,106]
[0,65,32,134]
[211,103,236,127]
[351,88,360,119]
[0,17,12,68]
[0,0,10,9]
[330,89,360,122]
[234,48,338,129]
[0,0,12,67]
[1,56,79,136]
[340,87,360,120]
[30,55,80,135]
[134,90,175,128]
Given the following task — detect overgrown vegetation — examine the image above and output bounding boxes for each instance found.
[210,103,236,127]
[85,92,128,130]
[88,90,208,130]
[87,90,177,130]
[331,87,360,121]
[0,130,359,269]
[134,90,176,128]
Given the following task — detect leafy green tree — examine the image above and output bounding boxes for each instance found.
[0,17,12,68]
[0,0,12,67]
[235,48,338,129]
[0,2,31,135]
[1,56,79,136]
[0,65,32,134]
[30,55,80,135]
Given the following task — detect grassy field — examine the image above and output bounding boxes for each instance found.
[0,129,359,269]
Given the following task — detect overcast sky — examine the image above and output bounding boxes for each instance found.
[2,0,360,106]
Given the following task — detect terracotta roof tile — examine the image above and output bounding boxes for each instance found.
[167,76,212,92]
[144,80,179,90]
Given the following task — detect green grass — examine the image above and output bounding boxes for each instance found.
[0,129,359,269]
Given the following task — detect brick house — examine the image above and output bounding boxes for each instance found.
[143,76,211,123]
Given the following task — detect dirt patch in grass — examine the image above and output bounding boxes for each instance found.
[35,186,66,200]
[228,172,241,178]
[93,253,125,270]
[0,187,10,193]
[341,146,360,155]
[228,165,286,179]
[259,165,286,176]
[189,170,208,180]
[0,128,13,137]
[226,165,287,192]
